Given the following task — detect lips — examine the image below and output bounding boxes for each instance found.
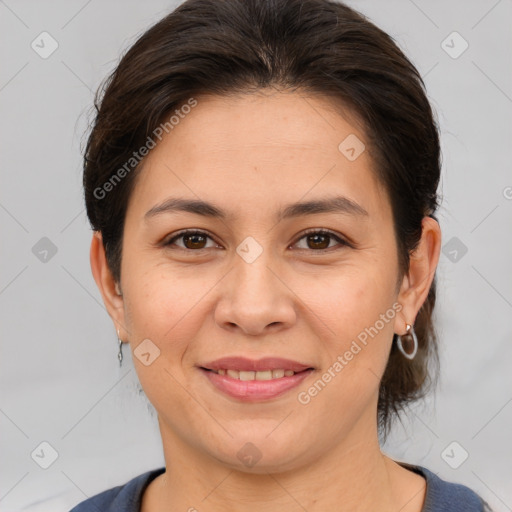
[200,356,314,373]
[213,368,295,381]
[199,356,315,401]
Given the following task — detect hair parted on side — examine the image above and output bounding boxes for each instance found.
[83,0,441,439]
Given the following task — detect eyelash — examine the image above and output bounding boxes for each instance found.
[164,228,351,252]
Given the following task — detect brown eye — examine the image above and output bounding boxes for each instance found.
[182,233,207,249]
[293,229,349,251]
[165,230,216,250]
[165,229,349,252]
[306,233,330,250]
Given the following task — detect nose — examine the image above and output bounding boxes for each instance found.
[214,248,297,337]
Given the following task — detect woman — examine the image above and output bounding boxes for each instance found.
[71,0,492,510]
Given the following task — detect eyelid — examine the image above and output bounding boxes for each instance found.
[164,229,220,250]
[291,228,351,250]
[164,228,351,251]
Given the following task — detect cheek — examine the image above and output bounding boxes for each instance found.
[121,268,204,411]
[295,262,396,334]
[291,264,397,396]
[295,274,396,423]
[121,263,215,357]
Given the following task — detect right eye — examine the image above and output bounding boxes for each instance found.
[164,229,219,251]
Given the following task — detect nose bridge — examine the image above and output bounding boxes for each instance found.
[232,237,281,306]
[215,235,296,334]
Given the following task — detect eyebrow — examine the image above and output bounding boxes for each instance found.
[144,195,369,222]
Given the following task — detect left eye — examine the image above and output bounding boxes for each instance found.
[164,229,349,251]
[165,230,218,250]
[292,229,349,251]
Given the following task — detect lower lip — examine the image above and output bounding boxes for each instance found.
[200,368,314,402]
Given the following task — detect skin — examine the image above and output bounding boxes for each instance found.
[91,89,441,512]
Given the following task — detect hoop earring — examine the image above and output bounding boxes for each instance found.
[117,328,124,367]
[396,323,418,360]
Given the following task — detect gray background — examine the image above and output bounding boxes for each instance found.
[1,0,511,510]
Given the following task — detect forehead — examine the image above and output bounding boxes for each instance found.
[166,90,366,158]
[128,90,391,222]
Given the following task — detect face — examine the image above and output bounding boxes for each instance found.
[94,90,434,473]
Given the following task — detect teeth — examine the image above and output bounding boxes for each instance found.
[227,369,239,379]
[256,370,272,380]
[214,369,297,380]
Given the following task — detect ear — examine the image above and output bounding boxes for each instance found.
[90,231,129,340]
[394,216,441,335]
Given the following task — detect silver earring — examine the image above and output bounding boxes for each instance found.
[117,329,124,367]
[396,323,418,360]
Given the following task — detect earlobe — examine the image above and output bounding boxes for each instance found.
[90,232,128,338]
[394,216,441,334]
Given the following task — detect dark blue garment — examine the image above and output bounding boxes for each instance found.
[69,462,492,511]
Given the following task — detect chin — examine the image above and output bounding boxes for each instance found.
[205,431,310,474]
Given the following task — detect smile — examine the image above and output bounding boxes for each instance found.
[200,367,314,402]
[208,368,296,380]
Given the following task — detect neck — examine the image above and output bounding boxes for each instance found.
[142,409,419,512]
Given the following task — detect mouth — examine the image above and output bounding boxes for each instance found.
[201,367,310,380]
[198,357,315,402]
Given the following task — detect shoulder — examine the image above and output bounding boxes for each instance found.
[68,467,165,512]
[399,462,493,512]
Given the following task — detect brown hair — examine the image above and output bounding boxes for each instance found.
[83,0,441,438]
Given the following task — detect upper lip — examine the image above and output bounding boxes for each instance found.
[200,356,314,372]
